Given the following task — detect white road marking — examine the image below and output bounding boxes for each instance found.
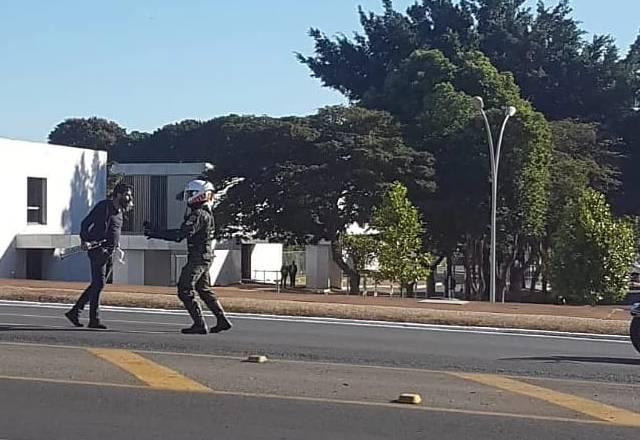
[0,299,631,344]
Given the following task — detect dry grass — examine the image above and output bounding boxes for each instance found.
[0,286,628,336]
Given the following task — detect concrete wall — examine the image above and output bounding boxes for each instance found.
[305,244,342,292]
[113,250,144,285]
[143,251,172,286]
[250,243,283,283]
[0,138,107,280]
[210,249,242,286]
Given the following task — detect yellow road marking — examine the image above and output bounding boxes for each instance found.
[450,372,640,427]
[3,341,639,390]
[87,348,211,392]
[0,374,612,426]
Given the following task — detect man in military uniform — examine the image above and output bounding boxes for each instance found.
[144,179,232,335]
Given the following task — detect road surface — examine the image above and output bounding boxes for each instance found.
[0,300,638,439]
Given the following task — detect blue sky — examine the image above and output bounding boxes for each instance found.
[1,0,638,142]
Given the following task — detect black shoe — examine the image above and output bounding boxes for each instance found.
[88,321,107,330]
[210,316,232,333]
[181,325,207,335]
[64,310,83,327]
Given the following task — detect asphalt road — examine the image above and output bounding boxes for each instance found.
[0,300,639,439]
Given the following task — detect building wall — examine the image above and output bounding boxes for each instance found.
[113,250,145,285]
[0,138,107,280]
[250,243,283,283]
[144,251,172,286]
[210,249,242,286]
[305,244,342,292]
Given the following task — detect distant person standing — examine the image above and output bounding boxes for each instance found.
[64,183,133,329]
[289,262,298,288]
[280,263,289,289]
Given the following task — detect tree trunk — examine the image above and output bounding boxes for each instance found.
[445,254,454,297]
[348,274,361,296]
[497,235,520,303]
[508,245,526,297]
[330,238,360,294]
[463,236,473,300]
[530,264,541,292]
[427,255,444,297]
[480,239,489,301]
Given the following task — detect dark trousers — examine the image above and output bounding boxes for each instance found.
[72,250,110,322]
[177,259,223,326]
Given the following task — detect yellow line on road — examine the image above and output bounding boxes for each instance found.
[87,348,211,392]
[450,372,640,427]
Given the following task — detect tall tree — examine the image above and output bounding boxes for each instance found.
[371,181,431,295]
[48,117,128,152]
[549,188,635,305]
[215,106,435,293]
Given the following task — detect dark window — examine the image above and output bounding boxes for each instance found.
[26,250,43,280]
[27,177,47,224]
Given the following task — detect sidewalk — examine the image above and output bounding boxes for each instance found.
[0,279,632,335]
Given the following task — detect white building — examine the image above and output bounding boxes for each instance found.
[1,137,282,286]
[0,137,107,281]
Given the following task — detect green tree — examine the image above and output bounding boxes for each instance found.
[360,48,552,300]
[340,233,380,293]
[215,106,435,294]
[549,188,635,305]
[48,117,128,152]
[371,182,431,295]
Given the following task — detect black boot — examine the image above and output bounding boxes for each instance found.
[88,320,107,330]
[204,299,232,333]
[210,314,232,333]
[181,324,208,335]
[64,309,83,327]
[181,298,207,334]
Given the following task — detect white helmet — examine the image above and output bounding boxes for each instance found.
[183,179,214,207]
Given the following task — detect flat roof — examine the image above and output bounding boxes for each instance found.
[0,137,107,154]
[111,162,212,176]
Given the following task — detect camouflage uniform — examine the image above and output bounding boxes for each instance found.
[146,205,231,334]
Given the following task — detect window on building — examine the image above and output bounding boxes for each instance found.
[27,177,47,225]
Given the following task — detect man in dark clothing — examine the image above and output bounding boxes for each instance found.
[64,183,133,329]
[289,261,298,288]
[144,179,232,335]
[280,263,289,289]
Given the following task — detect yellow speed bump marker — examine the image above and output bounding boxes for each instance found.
[247,355,268,363]
[396,393,422,405]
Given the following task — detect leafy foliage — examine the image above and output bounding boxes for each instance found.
[549,188,635,304]
[371,182,431,291]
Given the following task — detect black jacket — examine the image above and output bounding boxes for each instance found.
[80,199,123,251]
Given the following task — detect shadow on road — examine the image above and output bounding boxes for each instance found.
[0,325,176,335]
[502,355,640,366]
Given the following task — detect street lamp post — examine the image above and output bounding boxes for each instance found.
[473,97,517,304]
